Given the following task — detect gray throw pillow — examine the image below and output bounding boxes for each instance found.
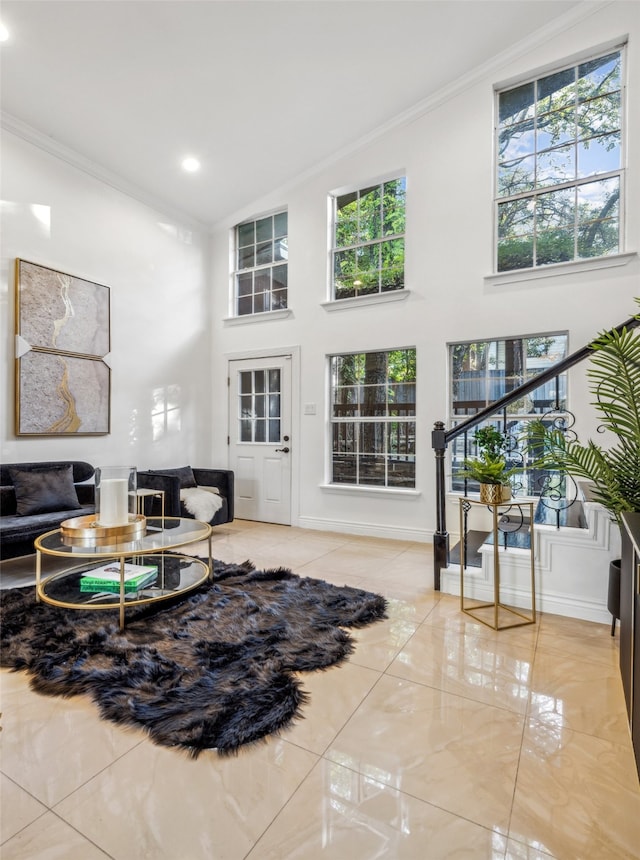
[9,464,81,516]
[150,466,197,489]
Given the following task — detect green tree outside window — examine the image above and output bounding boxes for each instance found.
[496,50,623,272]
[331,348,416,487]
[332,178,406,299]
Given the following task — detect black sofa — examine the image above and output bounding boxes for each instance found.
[137,467,234,526]
[1,461,96,560]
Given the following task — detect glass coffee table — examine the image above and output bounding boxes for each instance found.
[34,517,212,630]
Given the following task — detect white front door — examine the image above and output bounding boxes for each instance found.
[228,355,292,525]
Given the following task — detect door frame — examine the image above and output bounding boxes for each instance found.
[226,345,301,526]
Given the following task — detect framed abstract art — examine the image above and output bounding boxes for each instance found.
[15,259,111,435]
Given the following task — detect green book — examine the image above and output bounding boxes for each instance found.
[80,563,158,593]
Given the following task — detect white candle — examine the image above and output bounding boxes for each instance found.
[99,478,129,526]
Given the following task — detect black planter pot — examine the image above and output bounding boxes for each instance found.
[608,558,621,636]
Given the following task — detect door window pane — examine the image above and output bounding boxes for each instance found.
[238,367,283,443]
[268,420,280,443]
[269,394,280,417]
[268,369,280,392]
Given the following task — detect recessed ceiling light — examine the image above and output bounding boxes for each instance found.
[0,22,10,42]
[181,157,200,173]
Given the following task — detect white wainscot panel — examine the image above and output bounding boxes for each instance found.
[264,457,283,503]
[237,457,256,501]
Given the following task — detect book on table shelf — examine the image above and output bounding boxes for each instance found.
[79,562,158,594]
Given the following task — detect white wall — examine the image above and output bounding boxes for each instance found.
[1,3,638,557]
[209,1,640,546]
[0,131,213,471]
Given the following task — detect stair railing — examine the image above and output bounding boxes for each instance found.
[432,315,640,590]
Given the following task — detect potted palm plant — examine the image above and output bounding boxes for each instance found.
[528,306,640,525]
[457,426,517,504]
[527,301,640,632]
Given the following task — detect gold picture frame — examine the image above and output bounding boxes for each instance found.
[15,259,111,436]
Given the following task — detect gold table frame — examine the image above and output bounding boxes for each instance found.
[459,497,536,630]
[35,517,212,630]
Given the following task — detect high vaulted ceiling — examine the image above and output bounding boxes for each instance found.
[1,0,590,228]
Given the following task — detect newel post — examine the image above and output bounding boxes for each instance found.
[432,420,449,591]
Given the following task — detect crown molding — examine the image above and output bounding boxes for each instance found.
[1,112,210,233]
[216,0,613,230]
[1,1,612,235]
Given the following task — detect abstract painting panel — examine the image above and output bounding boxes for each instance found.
[17,353,110,435]
[17,259,110,356]
[15,259,111,436]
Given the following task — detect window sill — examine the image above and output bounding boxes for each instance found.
[484,251,637,287]
[320,483,420,499]
[321,290,411,312]
[223,309,293,326]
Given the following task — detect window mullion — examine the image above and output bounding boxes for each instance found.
[236,261,278,277]
[500,168,622,206]
[335,233,405,253]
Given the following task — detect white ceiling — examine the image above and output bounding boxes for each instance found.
[1,0,589,229]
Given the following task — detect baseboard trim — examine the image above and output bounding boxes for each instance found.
[439,566,610,625]
[296,516,432,544]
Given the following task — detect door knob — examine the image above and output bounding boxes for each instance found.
[275,447,290,453]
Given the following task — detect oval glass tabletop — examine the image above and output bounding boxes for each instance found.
[38,553,209,609]
[35,517,211,557]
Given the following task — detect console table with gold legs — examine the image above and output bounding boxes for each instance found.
[459,497,536,630]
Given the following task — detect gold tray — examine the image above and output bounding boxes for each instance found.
[60,514,147,546]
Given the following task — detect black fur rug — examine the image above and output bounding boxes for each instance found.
[0,559,387,757]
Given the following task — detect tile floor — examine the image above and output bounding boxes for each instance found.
[1,519,639,859]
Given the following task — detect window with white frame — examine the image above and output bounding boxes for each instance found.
[234,211,288,315]
[496,48,623,272]
[449,333,568,495]
[331,177,406,300]
[330,347,416,488]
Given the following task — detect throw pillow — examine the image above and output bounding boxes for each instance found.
[9,464,81,516]
[150,466,197,489]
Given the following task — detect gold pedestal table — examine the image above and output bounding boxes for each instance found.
[459,497,536,630]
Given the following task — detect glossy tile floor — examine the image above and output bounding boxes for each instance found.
[2,520,640,859]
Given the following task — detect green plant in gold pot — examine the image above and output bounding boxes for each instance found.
[457,426,517,504]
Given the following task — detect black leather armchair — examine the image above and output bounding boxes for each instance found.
[137,467,234,526]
